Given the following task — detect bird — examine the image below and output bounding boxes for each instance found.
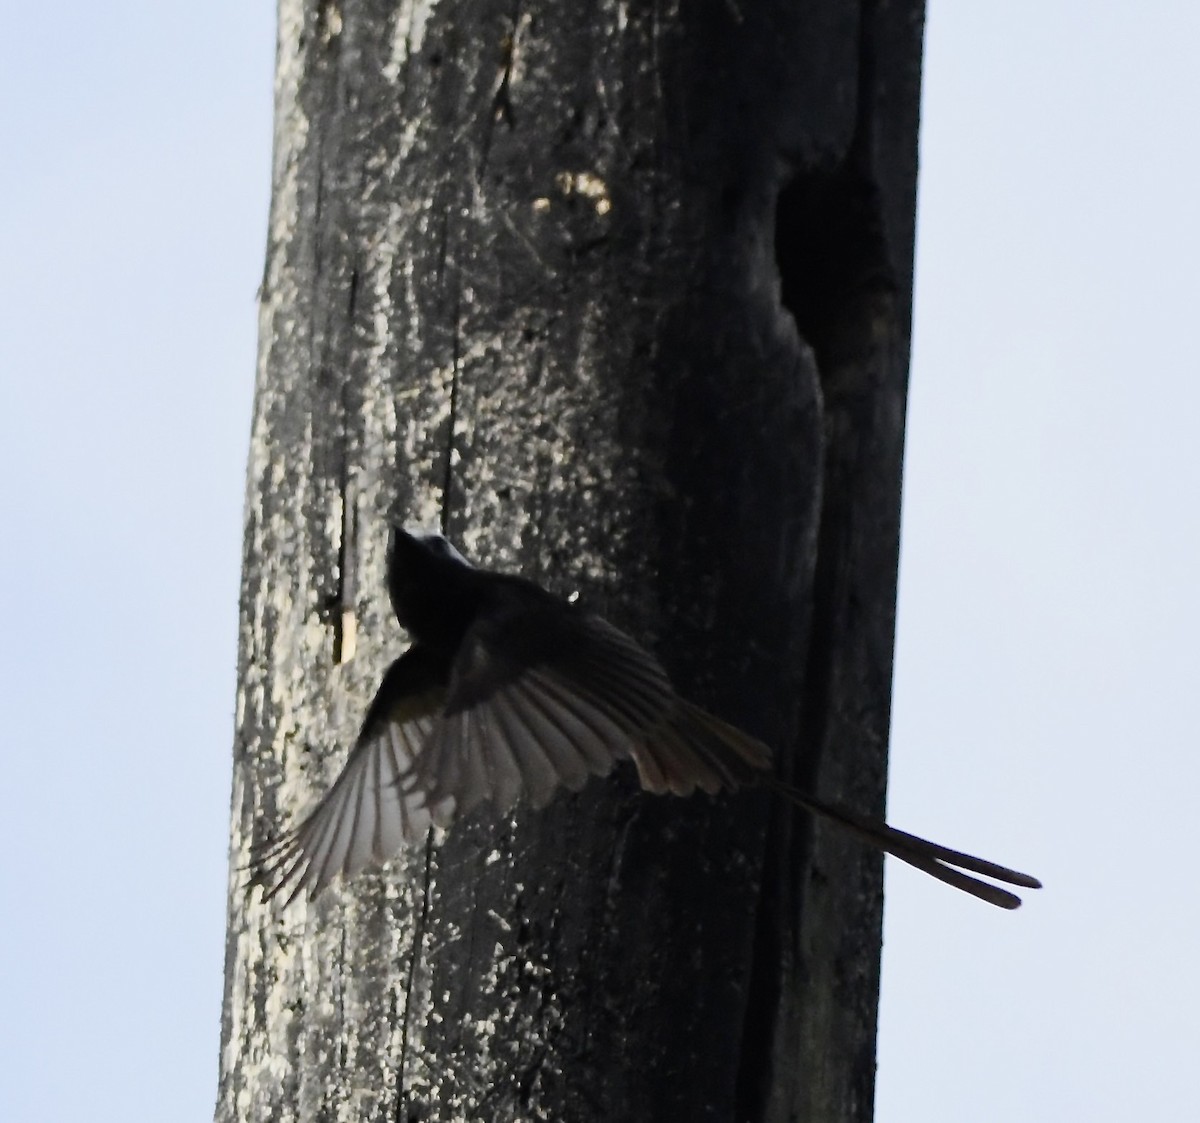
[250,523,1041,909]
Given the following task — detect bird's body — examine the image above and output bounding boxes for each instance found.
[252,526,1041,909]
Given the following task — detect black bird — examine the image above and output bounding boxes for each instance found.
[251,525,1041,909]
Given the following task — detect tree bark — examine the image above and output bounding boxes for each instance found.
[217,2,924,1121]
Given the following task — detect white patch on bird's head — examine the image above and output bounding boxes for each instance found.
[400,526,472,567]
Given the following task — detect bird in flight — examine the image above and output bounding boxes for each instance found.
[251,524,1041,909]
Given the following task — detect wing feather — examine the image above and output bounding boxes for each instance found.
[250,647,448,904]
[476,695,527,812]
[415,604,678,814]
[522,668,633,764]
[506,679,593,793]
[500,685,579,807]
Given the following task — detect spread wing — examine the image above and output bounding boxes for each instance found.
[414,603,774,817]
[250,645,452,905]
[252,604,776,906]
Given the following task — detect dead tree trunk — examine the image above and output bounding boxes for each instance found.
[217,2,924,1120]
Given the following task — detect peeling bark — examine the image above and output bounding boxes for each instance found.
[217,2,924,1120]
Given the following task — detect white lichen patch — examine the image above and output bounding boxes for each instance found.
[320,5,343,43]
[486,910,513,934]
[501,11,535,87]
[554,170,613,215]
[383,0,436,83]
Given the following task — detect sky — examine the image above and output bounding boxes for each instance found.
[1,3,1196,1121]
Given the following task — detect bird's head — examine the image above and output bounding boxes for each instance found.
[386,524,471,569]
[384,518,474,643]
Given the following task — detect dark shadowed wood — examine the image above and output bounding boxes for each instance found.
[217,1,924,1120]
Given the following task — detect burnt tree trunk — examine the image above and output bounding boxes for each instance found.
[217,2,924,1121]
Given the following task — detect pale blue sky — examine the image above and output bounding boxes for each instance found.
[1,4,1195,1121]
